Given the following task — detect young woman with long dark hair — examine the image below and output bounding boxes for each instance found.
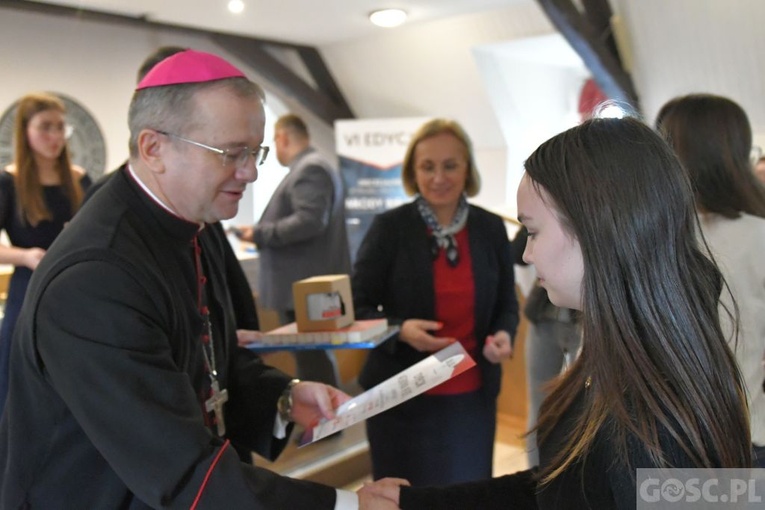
[359,117,751,509]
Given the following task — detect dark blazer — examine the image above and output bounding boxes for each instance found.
[352,201,519,398]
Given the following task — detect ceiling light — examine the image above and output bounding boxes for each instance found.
[228,0,245,14]
[369,8,407,28]
[597,104,626,119]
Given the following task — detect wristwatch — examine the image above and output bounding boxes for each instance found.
[277,379,301,422]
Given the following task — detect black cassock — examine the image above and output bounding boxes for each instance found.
[0,168,335,509]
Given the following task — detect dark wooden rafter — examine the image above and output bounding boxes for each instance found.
[297,46,354,119]
[0,0,354,125]
[211,34,354,124]
[581,0,620,58]
[536,0,639,110]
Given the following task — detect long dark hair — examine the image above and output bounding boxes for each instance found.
[530,117,751,482]
[656,93,765,219]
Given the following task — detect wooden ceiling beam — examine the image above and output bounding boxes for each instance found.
[580,0,621,61]
[536,0,639,110]
[297,47,354,120]
[211,34,353,124]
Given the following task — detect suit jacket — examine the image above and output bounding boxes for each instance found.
[254,147,351,311]
[352,202,519,398]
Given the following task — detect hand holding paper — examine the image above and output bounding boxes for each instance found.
[299,342,476,445]
[290,382,351,428]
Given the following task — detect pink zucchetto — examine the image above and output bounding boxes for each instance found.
[136,49,246,90]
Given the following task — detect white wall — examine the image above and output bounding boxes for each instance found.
[0,9,138,171]
[4,0,765,222]
[474,34,588,218]
[0,7,334,227]
[320,1,556,212]
[611,0,765,138]
[0,2,612,225]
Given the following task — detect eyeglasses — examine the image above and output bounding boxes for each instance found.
[157,131,269,168]
[33,123,74,140]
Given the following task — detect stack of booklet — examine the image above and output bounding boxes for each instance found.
[246,318,397,352]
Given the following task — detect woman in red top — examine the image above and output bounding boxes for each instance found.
[352,118,519,486]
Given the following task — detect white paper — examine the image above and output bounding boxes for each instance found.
[298,342,476,446]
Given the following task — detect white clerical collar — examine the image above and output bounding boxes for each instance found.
[127,163,203,229]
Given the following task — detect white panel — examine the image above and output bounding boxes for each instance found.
[321,2,554,150]
[320,2,555,211]
[473,34,588,215]
[611,0,765,133]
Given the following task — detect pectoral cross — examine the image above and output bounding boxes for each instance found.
[205,380,229,436]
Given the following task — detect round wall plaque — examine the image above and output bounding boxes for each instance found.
[0,92,107,179]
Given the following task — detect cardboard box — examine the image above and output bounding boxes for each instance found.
[293,274,355,332]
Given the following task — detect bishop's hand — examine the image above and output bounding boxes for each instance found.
[288,381,351,428]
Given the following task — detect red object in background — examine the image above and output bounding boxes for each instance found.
[578,78,609,121]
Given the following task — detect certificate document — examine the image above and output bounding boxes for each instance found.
[299,342,476,446]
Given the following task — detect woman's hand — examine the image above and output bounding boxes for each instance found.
[483,330,513,363]
[357,491,401,510]
[358,477,410,507]
[399,319,456,353]
[24,247,46,270]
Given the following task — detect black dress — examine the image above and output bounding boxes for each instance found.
[0,170,91,414]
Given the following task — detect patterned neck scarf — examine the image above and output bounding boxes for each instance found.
[416,193,469,267]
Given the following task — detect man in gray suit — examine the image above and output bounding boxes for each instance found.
[238,114,351,388]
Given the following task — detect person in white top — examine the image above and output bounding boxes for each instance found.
[755,156,765,186]
[657,93,765,467]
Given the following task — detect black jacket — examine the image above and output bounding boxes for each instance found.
[0,169,334,509]
[352,201,519,399]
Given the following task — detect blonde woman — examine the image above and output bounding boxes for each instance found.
[352,118,519,486]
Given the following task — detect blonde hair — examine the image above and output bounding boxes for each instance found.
[401,118,481,197]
